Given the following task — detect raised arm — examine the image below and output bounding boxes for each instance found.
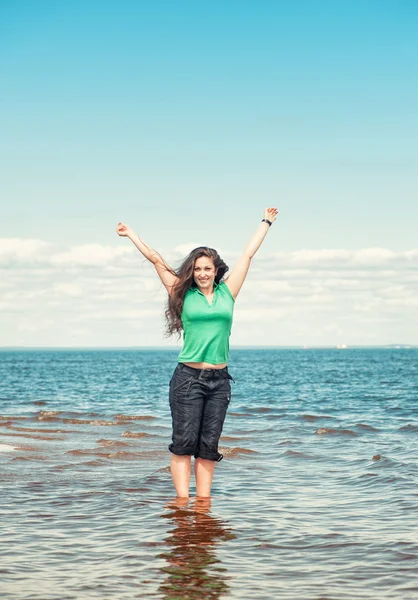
[116,222,179,295]
[224,208,278,300]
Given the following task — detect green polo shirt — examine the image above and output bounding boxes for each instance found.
[178,280,235,365]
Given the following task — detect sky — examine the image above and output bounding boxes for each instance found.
[1,0,417,347]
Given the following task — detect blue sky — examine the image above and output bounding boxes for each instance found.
[1,1,417,346]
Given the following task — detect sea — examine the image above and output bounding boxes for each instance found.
[0,348,417,600]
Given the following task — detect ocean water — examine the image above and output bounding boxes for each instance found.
[0,348,417,600]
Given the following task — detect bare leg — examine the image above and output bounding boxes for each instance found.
[194,457,216,497]
[170,454,192,498]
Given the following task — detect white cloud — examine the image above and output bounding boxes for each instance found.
[234,307,287,322]
[352,248,396,264]
[353,300,380,313]
[290,249,352,264]
[50,244,129,268]
[0,238,133,268]
[173,243,203,256]
[74,308,162,320]
[53,283,83,297]
[0,238,54,267]
[17,318,55,332]
[323,323,344,334]
[1,238,417,346]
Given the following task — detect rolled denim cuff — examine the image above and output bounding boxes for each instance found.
[194,451,224,462]
[168,443,197,456]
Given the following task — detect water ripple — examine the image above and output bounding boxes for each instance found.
[0,348,417,599]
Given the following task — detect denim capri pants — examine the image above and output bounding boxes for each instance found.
[168,363,235,462]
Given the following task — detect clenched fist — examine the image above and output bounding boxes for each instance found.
[116,222,134,237]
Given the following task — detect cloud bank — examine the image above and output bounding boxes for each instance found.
[1,238,417,347]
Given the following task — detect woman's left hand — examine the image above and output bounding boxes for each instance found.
[264,207,278,223]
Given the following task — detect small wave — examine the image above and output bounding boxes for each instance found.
[218,446,258,457]
[96,439,131,447]
[107,450,163,460]
[300,414,332,422]
[220,435,247,442]
[61,418,95,425]
[315,427,357,437]
[395,551,418,561]
[114,414,156,421]
[5,425,79,434]
[283,450,314,459]
[357,423,379,431]
[40,410,99,417]
[122,487,153,492]
[121,431,152,438]
[368,456,404,470]
[38,410,62,418]
[0,444,17,452]
[67,448,107,456]
[60,418,118,426]
[82,459,109,467]
[399,424,418,432]
[156,466,171,473]
[14,444,42,452]
[66,448,164,460]
[37,411,100,422]
[0,431,64,440]
[33,401,47,406]
[50,463,79,471]
[230,429,258,435]
[12,454,48,461]
[228,412,253,417]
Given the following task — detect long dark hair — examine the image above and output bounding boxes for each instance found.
[163,247,229,340]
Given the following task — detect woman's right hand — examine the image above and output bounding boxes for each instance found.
[116,222,134,238]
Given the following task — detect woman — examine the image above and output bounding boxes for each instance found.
[116,208,278,498]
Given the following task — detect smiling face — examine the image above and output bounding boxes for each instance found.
[193,256,218,292]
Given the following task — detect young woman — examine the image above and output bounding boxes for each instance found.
[116,208,278,498]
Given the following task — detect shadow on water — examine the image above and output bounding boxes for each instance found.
[157,496,236,599]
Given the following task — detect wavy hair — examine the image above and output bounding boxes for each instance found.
[162,247,229,340]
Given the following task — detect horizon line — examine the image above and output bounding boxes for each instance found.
[0,344,416,350]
